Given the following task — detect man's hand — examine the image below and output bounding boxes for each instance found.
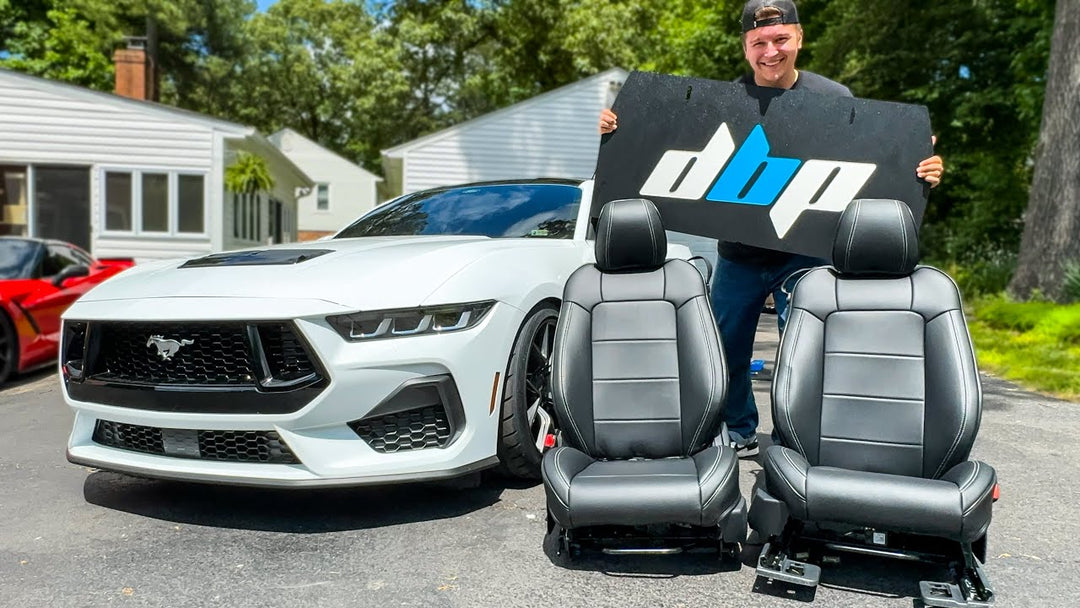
[916,135,944,188]
[599,108,618,134]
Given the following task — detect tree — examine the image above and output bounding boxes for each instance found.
[1009,0,1080,301]
[803,0,1053,295]
[0,0,118,90]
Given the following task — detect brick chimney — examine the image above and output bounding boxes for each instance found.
[113,36,156,101]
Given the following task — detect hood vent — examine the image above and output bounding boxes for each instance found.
[180,249,333,268]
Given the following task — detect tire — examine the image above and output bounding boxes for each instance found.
[496,305,559,479]
[0,312,16,387]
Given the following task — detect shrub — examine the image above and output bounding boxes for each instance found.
[1062,260,1080,303]
[973,295,1055,331]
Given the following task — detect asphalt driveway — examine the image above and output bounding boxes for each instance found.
[0,318,1073,607]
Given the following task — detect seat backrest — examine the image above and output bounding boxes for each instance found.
[552,198,727,460]
[774,199,982,479]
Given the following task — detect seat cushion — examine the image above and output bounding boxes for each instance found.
[764,446,995,543]
[542,445,739,528]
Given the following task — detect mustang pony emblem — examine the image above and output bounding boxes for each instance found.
[146,335,194,361]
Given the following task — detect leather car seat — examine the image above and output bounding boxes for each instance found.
[749,199,997,606]
[541,198,747,558]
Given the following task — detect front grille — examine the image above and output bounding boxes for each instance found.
[92,421,300,464]
[93,323,256,385]
[84,321,319,387]
[93,420,164,455]
[198,430,298,463]
[349,405,452,453]
[258,325,317,382]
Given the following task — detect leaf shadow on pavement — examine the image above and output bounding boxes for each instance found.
[82,470,514,533]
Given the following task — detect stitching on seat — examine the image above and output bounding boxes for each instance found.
[784,311,807,456]
[551,448,571,510]
[641,199,659,263]
[703,452,738,509]
[689,298,718,450]
[845,200,861,270]
[781,448,808,501]
[958,461,980,493]
[605,205,614,267]
[767,448,803,507]
[934,312,969,478]
[896,201,907,273]
[558,306,588,452]
[699,447,723,489]
[963,478,994,517]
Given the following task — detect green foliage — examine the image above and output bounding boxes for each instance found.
[803,0,1054,275]
[0,0,1059,258]
[1063,261,1080,303]
[224,152,274,194]
[0,0,118,90]
[970,295,1080,397]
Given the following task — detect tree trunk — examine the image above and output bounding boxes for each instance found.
[1008,0,1080,301]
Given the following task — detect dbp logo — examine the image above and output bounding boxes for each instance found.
[640,124,877,238]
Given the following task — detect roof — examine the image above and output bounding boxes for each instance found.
[382,67,628,158]
[0,67,313,187]
[268,128,383,182]
[0,67,252,135]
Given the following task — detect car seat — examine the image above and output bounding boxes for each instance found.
[749,198,997,606]
[542,198,747,558]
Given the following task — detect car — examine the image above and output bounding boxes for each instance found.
[60,179,697,487]
[0,237,133,387]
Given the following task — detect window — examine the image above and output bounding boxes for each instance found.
[141,173,168,232]
[105,172,132,231]
[316,184,329,211]
[35,166,91,250]
[102,169,207,236]
[335,183,581,239]
[0,165,28,237]
[178,175,204,233]
[41,244,81,277]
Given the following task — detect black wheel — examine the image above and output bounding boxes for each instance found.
[496,305,559,479]
[0,312,16,387]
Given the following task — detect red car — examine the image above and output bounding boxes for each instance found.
[0,237,133,386]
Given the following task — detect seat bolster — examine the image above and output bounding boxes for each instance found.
[763,446,810,520]
[693,446,740,526]
[941,460,997,543]
[806,467,964,539]
[541,446,595,528]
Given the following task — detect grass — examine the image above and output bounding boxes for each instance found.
[968,295,1080,399]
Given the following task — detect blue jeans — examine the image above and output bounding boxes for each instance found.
[710,252,826,438]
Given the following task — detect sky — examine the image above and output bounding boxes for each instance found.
[255,0,277,12]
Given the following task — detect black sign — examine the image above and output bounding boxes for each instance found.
[593,71,933,259]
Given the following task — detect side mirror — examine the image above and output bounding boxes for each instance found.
[53,264,89,287]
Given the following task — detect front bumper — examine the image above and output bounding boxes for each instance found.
[63,300,525,487]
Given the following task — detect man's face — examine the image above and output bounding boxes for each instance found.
[743,24,802,88]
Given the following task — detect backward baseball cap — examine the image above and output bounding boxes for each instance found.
[741,0,800,32]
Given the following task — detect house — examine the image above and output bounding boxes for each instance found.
[380,68,628,198]
[0,41,312,261]
[268,128,382,241]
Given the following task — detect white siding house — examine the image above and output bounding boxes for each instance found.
[0,67,312,261]
[381,68,627,197]
[268,128,382,240]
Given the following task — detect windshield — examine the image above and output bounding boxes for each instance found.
[0,239,41,280]
[335,183,581,239]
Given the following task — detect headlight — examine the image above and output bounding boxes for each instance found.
[327,301,495,341]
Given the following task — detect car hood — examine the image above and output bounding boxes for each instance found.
[76,236,579,310]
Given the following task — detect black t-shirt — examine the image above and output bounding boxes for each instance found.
[718,70,853,264]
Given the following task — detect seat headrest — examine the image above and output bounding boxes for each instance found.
[832,199,920,277]
[595,198,667,272]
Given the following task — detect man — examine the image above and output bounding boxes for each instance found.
[599,0,944,457]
